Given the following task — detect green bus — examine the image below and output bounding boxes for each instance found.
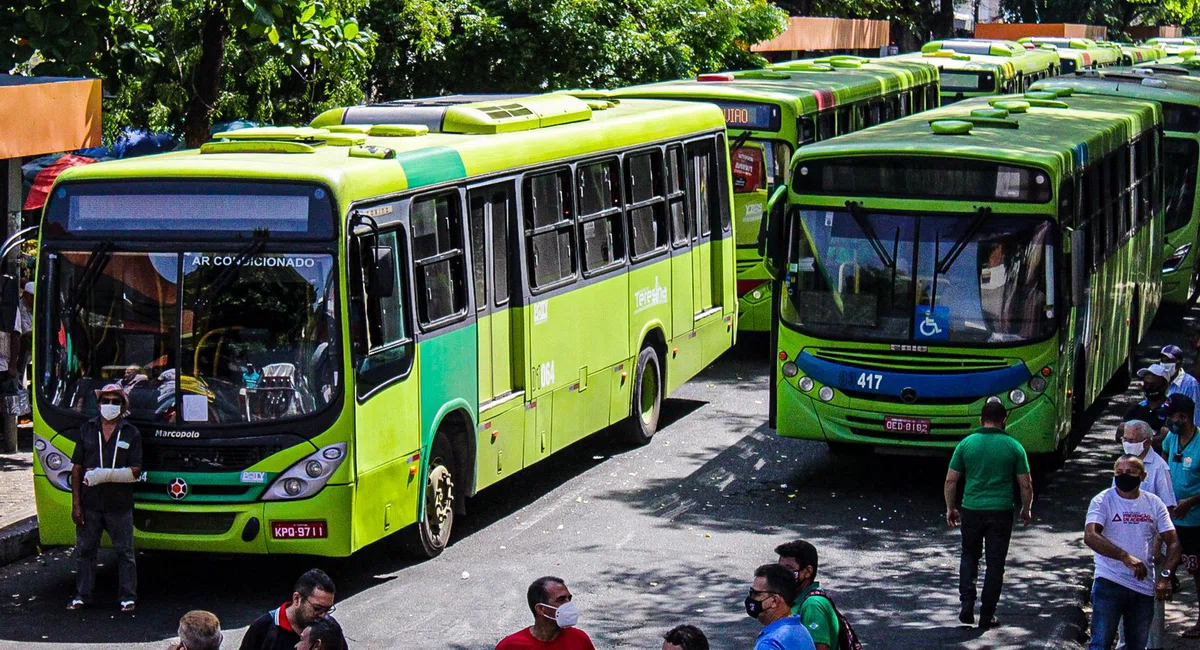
[1138,53,1200,76]
[760,90,1163,461]
[593,58,940,332]
[30,93,737,557]
[898,39,1060,103]
[1098,42,1168,65]
[1033,69,1200,305]
[1020,37,1120,73]
[1146,37,1198,56]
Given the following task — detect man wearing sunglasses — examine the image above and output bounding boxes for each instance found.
[747,564,815,650]
[68,383,142,613]
[240,569,346,650]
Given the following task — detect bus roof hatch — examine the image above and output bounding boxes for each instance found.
[442,94,592,134]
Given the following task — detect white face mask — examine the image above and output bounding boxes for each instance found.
[99,404,122,421]
[1164,363,1178,378]
[1122,439,1147,456]
[981,265,1008,290]
[542,601,580,628]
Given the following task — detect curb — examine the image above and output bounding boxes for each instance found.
[0,515,38,568]
[1044,575,1089,650]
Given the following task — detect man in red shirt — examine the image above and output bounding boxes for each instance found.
[495,576,596,650]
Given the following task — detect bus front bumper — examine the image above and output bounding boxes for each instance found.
[35,476,355,556]
[776,380,1059,454]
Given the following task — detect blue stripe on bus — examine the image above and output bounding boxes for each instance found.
[395,147,467,189]
[793,351,1032,399]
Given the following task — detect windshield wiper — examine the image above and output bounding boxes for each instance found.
[61,240,114,324]
[927,206,992,317]
[193,234,269,309]
[845,201,895,268]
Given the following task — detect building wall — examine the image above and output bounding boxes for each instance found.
[975,22,1108,40]
[752,17,891,53]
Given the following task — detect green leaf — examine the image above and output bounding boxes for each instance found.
[346,41,365,58]
[300,3,317,22]
[267,25,280,45]
[343,22,359,39]
[320,14,337,28]
[241,0,257,12]
[253,3,274,26]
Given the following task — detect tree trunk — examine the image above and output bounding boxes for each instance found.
[183,9,228,149]
[936,0,955,38]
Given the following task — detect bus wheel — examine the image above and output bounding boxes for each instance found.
[622,345,662,446]
[410,437,455,558]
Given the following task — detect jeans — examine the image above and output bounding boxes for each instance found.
[74,508,137,603]
[959,508,1014,617]
[1090,577,1154,650]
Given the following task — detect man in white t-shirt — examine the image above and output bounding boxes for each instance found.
[1086,455,1182,650]
[1116,420,1177,650]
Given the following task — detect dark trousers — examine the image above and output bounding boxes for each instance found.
[74,508,137,603]
[959,508,1014,617]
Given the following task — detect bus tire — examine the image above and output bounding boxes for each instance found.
[406,435,456,559]
[622,345,663,446]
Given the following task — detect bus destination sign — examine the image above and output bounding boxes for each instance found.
[711,101,780,132]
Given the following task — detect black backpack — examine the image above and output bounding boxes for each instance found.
[805,588,862,650]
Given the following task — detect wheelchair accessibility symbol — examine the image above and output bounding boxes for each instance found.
[914,305,949,341]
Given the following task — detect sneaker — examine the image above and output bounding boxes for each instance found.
[979,616,1000,630]
[958,605,974,625]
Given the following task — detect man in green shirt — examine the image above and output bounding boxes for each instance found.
[776,540,838,650]
[944,401,1034,630]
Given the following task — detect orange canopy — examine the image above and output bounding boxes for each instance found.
[0,76,101,159]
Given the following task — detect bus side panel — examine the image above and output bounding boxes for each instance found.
[475,398,525,491]
[670,246,695,339]
[628,257,673,407]
[418,325,479,489]
[353,353,422,550]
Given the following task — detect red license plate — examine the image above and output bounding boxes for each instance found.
[271,521,328,539]
[884,416,931,435]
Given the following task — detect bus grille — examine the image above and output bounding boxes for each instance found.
[133,510,237,535]
[809,348,1012,373]
[142,442,285,472]
[133,483,256,498]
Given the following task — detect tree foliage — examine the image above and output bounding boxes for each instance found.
[999,0,1200,39]
[2,0,781,141]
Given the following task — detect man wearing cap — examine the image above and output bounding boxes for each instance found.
[1163,345,1200,422]
[1164,394,1200,638]
[1125,364,1173,445]
[68,383,142,612]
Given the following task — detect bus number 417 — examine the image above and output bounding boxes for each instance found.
[856,373,883,391]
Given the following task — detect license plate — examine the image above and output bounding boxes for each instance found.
[884,416,931,435]
[271,521,328,539]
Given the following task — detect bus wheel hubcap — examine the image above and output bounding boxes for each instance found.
[426,464,454,546]
[640,367,657,425]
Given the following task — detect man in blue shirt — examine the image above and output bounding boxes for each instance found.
[746,564,816,650]
[1165,395,1200,639]
[1163,345,1200,422]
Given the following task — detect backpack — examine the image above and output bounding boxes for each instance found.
[805,588,862,650]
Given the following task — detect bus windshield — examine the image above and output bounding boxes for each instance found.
[783,209,1056,344]
[40,250,340,425]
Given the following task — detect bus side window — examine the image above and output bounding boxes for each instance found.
[577,159,625,276]
[799,117,816,145]
[666,145,690,248]
[625,149,668,260]
[411,191,469,327]
[714,133,733,234]
[836,107,852,135]
[469,192,487,312]
[524,170,577,289]
[352,228,413,398]
[816,112,836,141]
[926,84,940,109]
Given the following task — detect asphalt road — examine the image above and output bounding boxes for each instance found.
[1,317,1197,650]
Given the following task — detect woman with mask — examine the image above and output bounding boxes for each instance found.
[67,383,142,612]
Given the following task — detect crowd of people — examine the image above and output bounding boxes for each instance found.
[939,337,1200,650]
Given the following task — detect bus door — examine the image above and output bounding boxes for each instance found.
[668,145,695,339]
[469,183,522,402]
[468,183,527,483]
[687,137,727,320]
[348,220,422,543]
[731,142,769,249]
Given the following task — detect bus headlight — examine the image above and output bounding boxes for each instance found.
[264,443,347,501]
[782,362,799,378]
[818,386,835,402]
[1029,376,1047,392]
[33,435,72,492]
[1009,389,1027,405]
[1165,244,1192,273]
[798,377,814,392]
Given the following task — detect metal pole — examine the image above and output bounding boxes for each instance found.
[2,158,19,453]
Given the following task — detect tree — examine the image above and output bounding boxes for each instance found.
[2,0,373,146]
[365,0,786,100]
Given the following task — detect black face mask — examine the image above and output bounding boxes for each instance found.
[1146,387,1166,401]
[744,595,768,619]
[1115,473,1143,492]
